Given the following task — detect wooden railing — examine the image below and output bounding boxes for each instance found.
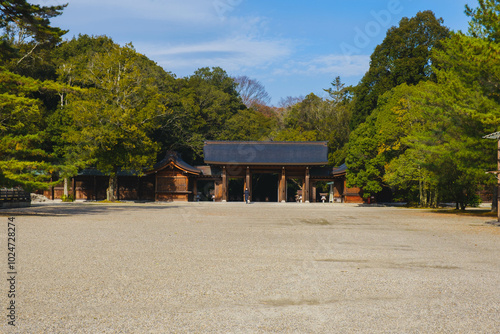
[0,189,31,202]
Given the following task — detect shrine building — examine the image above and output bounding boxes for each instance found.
[41,141,363,203]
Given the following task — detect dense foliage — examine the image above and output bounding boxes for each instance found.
[1,1,499,207]
[346,4,500,209]
[349,10,450,129]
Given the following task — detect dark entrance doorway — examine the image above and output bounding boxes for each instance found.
[286,178,302,202]
[228,177,244,202]
[252,173,279,202]
[197,180,215,201]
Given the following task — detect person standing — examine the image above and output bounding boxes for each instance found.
[244,188,250,204]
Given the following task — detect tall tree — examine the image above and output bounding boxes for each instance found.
[350,10,450,129]
[63,42,169,201]
[346,60,500,208]
[0,67,74,190]
[465,0,500,42]
[0,0,67,45]
[0,1,69,190]
[156,67,246,163]
[1,0,67,78]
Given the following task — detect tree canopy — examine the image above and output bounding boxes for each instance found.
[346,3,500,209]
[1,1,499,209]
[350,10,450,129]
[465,0,500,42]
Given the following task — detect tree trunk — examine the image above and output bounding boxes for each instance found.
[432,189,439,208]
[107,173,117,201]
[63,177,69,197]
[419,178,423,207]
[491,185,498,213]
[423,181,428,207]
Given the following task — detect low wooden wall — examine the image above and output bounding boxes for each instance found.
[0,189,31,208]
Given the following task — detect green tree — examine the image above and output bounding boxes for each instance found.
[0,0,72,192]
[0,0,67,45]
[0,67,74,190]
[408,78,498,209]
[63,42,169,201]
[1,0,67,79]
[155,67,246,163]
[465,0,500,42]
[221,108,275,141]
[433,32,500,104]
[345,119,383,198]
[274,92,351,165]
[347,71,500,207]
[350,10,450,129]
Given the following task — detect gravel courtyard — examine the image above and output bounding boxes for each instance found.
[1,202,499,333]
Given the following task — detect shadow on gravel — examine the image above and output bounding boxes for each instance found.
[486,220,500,227]
[430,209,496,218]
[0,202,179,217]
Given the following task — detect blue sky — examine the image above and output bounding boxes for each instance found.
[42,0,474,105]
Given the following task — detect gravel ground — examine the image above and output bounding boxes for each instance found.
[1,202,499,333]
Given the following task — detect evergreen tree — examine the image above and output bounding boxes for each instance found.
[62,42,169,201]
[350,11,450,129]
[465,0,500,42]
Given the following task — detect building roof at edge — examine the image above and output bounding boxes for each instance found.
[149,152,201,175]
[203,141,329,165]
[331,163,347,176]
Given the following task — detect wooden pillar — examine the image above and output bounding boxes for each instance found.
[245,167,251,203]
[329,182,334,203]
[304,167,310,203]
[343,178,347,203]
[154,172,158,201]
[279,167,286,203]
[116,176,120,201]
[193,178,198,201]
[312,181,317,203]
[72,177,76,200]
[137,177,142,201]
[50,177,55,200]
[222,166,227,202]
[93,176,97,201]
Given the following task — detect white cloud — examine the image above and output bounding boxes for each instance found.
[274,54,370,78]
[136,36,292,74]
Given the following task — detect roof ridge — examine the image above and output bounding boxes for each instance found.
[204,141,327,145]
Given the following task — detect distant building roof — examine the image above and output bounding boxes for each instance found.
[331,163,347,176]
[195,165,222,177]
[78,168,138,176]
[149,152,201,175]
[203,141,328,165]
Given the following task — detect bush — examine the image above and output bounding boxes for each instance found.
[61,194,75,202]
[467,194,482,208]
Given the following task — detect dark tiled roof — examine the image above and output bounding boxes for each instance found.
[151,152,201,175]
[78,168,138,176]
[331,163,347,176]
[195,165,222,176]
[203,141,328,165]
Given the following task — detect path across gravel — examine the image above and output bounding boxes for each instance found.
[1,202,499,333]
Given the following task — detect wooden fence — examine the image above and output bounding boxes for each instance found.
[0,189,31,208]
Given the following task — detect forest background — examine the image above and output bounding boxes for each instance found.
[1,0,500,209]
